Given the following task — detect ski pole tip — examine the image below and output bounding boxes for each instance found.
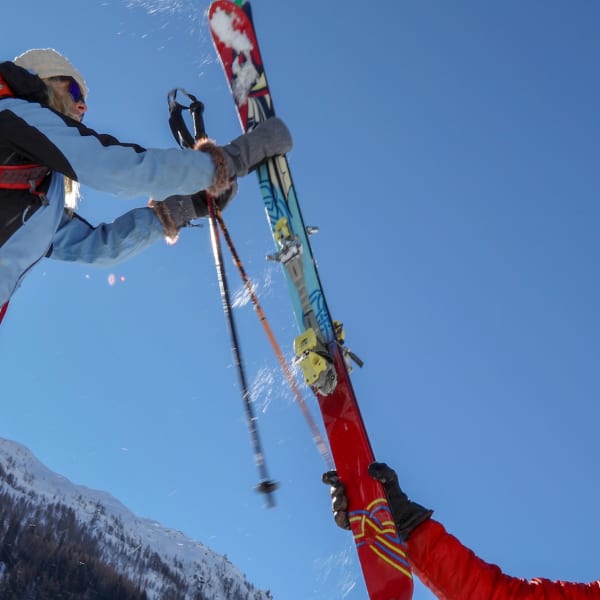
[255,479,279,507]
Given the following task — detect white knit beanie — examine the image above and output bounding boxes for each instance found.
[13,48,88,100]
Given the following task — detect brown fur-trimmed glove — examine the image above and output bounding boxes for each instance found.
[195,117,292,198]
[149,182,237,243]
[220,117,292,178]
[151,118,291,241]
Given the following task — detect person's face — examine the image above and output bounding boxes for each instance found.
[47,76,87,121]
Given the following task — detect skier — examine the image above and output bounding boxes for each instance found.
[324,464,600,599]
[0,48,292,324]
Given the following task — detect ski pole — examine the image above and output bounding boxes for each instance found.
[206,197,278,507]
[214,209,334,469]
[182,95,278,507]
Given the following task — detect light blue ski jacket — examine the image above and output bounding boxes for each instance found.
[0,93,217,306]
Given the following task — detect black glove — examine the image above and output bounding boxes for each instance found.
[322,471,351,530]
[368,462,433,541]
[323,464,433,541]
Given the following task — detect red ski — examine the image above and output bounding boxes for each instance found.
[209,2,413,598]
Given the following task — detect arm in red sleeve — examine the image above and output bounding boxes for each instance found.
[406,519,600,600]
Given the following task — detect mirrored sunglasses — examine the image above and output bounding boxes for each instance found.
[51,76,85,103]
[67,78,85,103]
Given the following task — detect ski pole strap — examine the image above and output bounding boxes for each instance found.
[167,88,206,148]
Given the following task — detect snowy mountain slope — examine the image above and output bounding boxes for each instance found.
[0,437,272,599]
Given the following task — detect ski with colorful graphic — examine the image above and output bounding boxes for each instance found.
[208,2,413,598]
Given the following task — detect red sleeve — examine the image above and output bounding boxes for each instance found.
[406,519,600,600]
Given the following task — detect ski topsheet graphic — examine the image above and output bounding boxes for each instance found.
[209,2,414,598]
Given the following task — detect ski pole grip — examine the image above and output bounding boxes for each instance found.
[190,100,207,141]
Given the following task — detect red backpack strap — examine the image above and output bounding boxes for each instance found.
[0,302,8,325]
[0,164,49,190]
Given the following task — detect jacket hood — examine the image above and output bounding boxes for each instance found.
[0,61,49,104]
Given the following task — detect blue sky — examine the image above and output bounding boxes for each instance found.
[2,1,600,598]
